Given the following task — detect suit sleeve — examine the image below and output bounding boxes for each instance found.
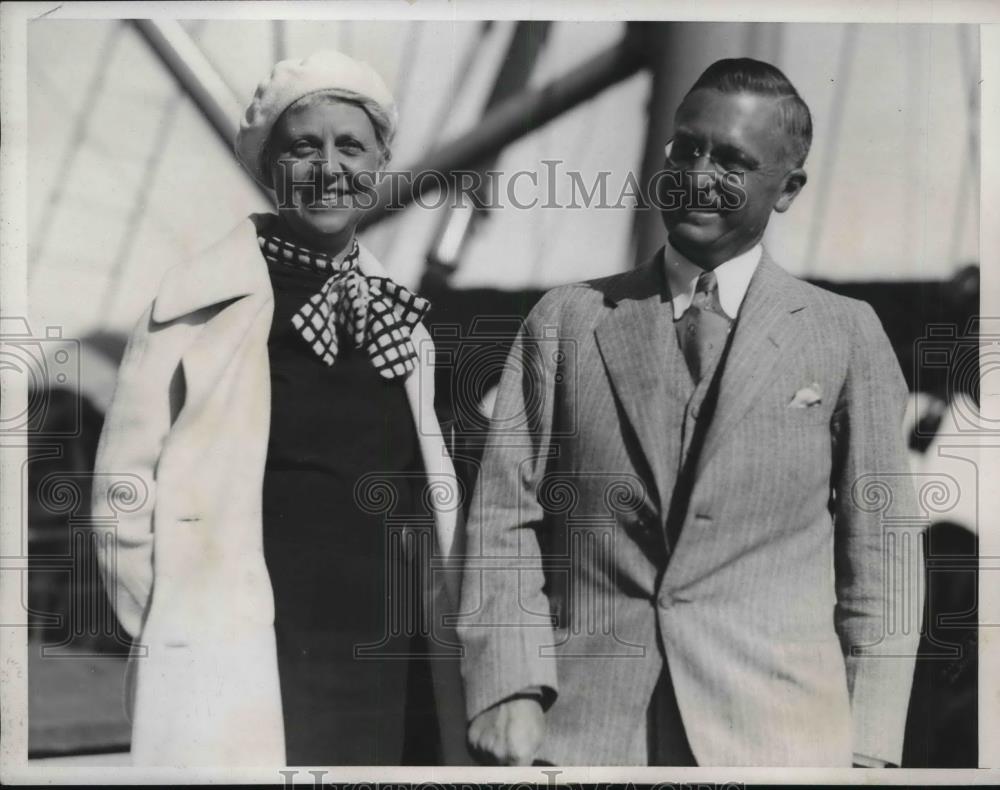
[91,305,175,638]
[456,297,562,723]
[831,301,923,765]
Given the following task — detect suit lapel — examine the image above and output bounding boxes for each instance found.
[696,252,808,470]
[594,252,692,513]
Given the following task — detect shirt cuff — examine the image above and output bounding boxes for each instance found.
[497,685,556,712]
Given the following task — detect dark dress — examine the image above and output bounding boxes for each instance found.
[261,256,438,765]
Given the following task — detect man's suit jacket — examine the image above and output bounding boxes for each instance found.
[456,250,922,766]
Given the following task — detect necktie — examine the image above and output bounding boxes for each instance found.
[676,269,733,382]
[258,232,431,380]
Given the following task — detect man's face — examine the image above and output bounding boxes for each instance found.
[660,88,806,268]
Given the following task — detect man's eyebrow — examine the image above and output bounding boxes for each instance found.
[714,141,761,165]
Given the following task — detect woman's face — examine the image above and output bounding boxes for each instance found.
[267,99,383,249]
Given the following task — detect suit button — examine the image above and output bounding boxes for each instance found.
[690,404,699,419]
[657,591,675,610]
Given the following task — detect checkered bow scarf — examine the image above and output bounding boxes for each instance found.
[258,231,431,380]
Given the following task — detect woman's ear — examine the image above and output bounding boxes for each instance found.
[774,168,807,213]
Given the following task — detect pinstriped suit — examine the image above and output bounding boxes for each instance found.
[456,249,922,766]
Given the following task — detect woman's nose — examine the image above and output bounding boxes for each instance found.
[317,147,345,180]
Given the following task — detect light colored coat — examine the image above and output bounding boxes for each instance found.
[457,250,923,766]
[92,214,468,767]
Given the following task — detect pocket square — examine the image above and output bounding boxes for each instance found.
[789,382,823,408]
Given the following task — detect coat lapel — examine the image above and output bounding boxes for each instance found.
[151,214,389,432]
[594,251,692,513]
[696,251,809,470]
[153,215,274,432]
[151,216,271,324]
[153,213,391,325]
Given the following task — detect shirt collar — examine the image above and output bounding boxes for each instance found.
[662,239,762,320]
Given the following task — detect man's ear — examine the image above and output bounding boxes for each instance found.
[774,168,807,213]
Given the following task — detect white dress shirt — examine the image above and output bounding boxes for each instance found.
[662,240,762,321]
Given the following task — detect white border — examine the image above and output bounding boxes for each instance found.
[0,0,32,785]
[5,0,1000,24]
[977,18,1000,779]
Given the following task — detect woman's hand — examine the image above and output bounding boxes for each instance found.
[467,697,545,766]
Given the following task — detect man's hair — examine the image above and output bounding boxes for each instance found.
[685,58,813,168]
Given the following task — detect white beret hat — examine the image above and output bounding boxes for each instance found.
[235,49,396,188]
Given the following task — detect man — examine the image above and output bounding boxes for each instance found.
[456,58,921,767]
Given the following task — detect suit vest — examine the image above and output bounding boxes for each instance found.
[664,315,739,556]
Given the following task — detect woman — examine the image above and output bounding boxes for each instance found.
[92,50,466,767]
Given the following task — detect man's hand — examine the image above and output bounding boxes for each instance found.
[467,697,545,765]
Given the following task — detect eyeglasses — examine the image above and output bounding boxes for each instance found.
[664,138,759,178]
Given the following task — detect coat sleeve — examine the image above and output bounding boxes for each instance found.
[91,304,178,638]
[831,300,923,765]
[456,295,563,723]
